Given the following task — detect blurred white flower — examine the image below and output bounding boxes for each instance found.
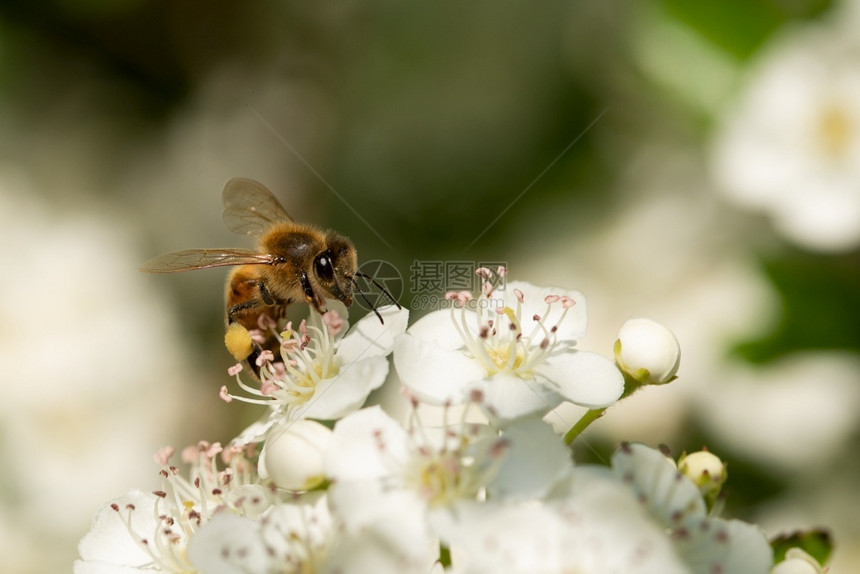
[436,466,690,574]
[394,275,623,421]
[0,176,190,571]
[614,317,681,386]
[223,305,407,425]
[711,10,860,252]
[75,442,269,573]
[325,406,573,510]
[697,352,860,472]
[610,443,773,574]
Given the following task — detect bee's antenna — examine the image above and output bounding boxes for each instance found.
[355,271,402,310]
[351,276,385,324]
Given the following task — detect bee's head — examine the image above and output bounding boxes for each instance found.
[314,232,357,307]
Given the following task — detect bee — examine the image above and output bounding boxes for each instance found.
[140,178,399,366]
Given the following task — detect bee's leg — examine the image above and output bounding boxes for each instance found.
[227,299,261,325]
[257,281,276,305]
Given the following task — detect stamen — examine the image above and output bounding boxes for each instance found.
[154,446,175,466]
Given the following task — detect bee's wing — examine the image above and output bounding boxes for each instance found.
[140,248,277,273]
[222,178,294,237]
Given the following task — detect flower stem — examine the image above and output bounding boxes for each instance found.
[563,371,649,445]
[563,407,607,445]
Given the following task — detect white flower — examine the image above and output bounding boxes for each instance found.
[325,406,570,572]
[75,443,270,573]
[435,468,689,574]
[614,317,681,386]
[194,492,435,574]
[223,304,408,425]
[394,277,623,420]
[258,419,332,491]
[711,8,860,252]
[325,406,572,512]
[610,443,773,574]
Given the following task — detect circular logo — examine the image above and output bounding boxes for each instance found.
[354,259,404,311]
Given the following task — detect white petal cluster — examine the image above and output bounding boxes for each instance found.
[76,275,818,573]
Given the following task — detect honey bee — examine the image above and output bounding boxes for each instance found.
[140,178,399,365]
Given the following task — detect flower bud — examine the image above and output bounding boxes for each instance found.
[771,549,824,574]
[614,318,680,385]
[678,449,726,502]
[259,420,332,491]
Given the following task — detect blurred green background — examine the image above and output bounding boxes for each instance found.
[1,0,858,571]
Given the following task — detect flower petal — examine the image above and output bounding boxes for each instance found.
[551,467,692,574]
[337,305,408,364]
[294,356,389,420]
[468,373,563,420]
[430,500,567,573]
[406,308,467,350]
[76,490,157,568]
[676,517,773,574]
[327,483,437,573]
[535,351,623,408]
[325,406,411,482]
[487,417,573,500]
[610,443,706,527]
[394,333,486,405]
[187,513,271,574]
[231,407,283,447]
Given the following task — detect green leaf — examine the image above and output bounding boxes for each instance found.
[732,251,860,363]
[770,528,833,566]
[658,0,834,60]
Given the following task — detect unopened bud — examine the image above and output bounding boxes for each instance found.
[259,420,332,491]
[678,449,726,502]
[771,549,825,574]
[614,318,680,386]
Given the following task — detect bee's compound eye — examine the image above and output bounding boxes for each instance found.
[314,253,334,283]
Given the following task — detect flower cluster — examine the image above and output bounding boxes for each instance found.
[76,270,830,573]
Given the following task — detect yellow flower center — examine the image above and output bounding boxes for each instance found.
[817,103,854,159]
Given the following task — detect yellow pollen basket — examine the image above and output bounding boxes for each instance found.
[224,323,254,361]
